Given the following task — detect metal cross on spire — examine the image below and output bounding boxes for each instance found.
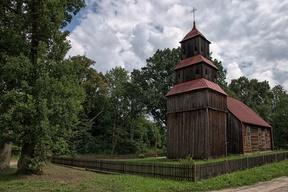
[192,7,197,28]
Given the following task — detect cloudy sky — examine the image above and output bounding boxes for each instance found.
[66,0,288,90]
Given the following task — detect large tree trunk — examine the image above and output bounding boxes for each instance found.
[17,143,42,174]
[0,142,12,170]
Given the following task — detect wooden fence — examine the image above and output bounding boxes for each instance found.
[52,151,288,181]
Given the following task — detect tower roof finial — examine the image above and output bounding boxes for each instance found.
[192,7,197,29]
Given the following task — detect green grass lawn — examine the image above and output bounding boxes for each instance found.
[66,150,288,165]
[0,160,288,192]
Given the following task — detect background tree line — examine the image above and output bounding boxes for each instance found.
[0,0,287,175]
[73,47,288,156]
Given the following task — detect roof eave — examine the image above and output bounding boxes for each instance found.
[166,86,227,97]
[241,121,272,128]
[180,34,211,44]
[175,60,218,70]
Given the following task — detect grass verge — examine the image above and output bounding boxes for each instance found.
[0,160,288,192]
[64,150,288,165]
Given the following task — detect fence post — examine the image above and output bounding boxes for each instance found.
[193,163,197,182]
[100,160,103,171]
[153,163,155,177]
[225,159,228,174]
[122,162,125,173]
[246,156,249,169]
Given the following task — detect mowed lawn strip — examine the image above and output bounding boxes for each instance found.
[60,150,288,165]
[0,160,288,192]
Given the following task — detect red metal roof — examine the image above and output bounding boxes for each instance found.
[175,55,217,70]
[227,97,271,128]
[166,78,227,96]
[180,25,210,43]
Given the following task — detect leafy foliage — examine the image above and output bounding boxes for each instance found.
[271,86,288,148]
[229,77,273,121]
[0,0,85,174]
[131,48,181,128]
[72,66,163,155]
[0,0,287,173]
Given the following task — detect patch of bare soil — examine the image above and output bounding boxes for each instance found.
[214,177,288,192]
[9,162,93,184]
[24,164,93,183]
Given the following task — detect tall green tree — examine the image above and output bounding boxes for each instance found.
[0,0,85,174]
[131,48,181,128]
[271,85,288,148]
[105,67,135,154]
[229,77,273,121]
[212,58,229,91]
[70,56,110,154]
[72,65,162,155]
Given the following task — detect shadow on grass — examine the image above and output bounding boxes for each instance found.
[0,168,20,182]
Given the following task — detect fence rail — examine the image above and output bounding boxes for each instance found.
[52,151,288,181]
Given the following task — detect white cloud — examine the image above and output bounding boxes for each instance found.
[283,80,288,91]
[226,62,243,82]
[67,0,288,90]
[250,70,277,87]
[275,60,288,72]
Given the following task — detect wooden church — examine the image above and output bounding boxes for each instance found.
[166,22,273,159]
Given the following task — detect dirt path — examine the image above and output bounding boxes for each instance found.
[214,177,288,192]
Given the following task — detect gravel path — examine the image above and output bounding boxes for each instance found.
[214,177,288,192]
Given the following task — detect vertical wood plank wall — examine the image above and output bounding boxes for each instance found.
[167,89,227,159]
[227,113,242,154]
[208,109,227,157]
[175,64,217,84]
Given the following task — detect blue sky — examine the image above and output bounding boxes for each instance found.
[66,0,288,90]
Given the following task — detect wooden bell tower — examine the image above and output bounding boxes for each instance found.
[166,18,228,159]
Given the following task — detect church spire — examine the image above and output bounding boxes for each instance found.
[192,7,197,29]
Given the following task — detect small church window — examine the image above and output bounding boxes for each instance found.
[196,68,199,74]
[182,46,186,54]
[205,69,208,75]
